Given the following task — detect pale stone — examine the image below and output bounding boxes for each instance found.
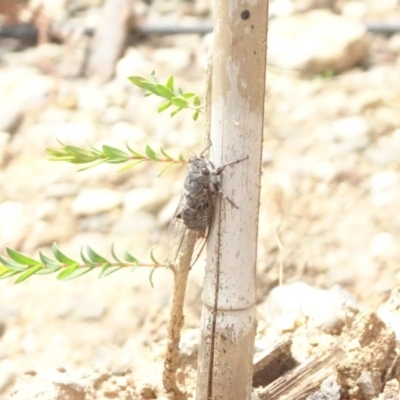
[72,188,122,216]
[268,10,368,73]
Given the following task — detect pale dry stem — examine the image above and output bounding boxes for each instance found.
[162,230,199,399]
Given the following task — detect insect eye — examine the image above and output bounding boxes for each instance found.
[201,168,210,175]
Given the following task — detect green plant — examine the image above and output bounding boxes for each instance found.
[1,71,205,397]
[128,72,202,120]
[0,71,201,284]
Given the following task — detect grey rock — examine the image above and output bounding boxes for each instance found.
[153,48,192,74]
[112,210,157,235]
[72,188,123,216]
[262,282,359,333]
[357,371,382,397]
[0,106,22,134]
[123,187,171,214]
[270,0,336,17]
[369,171,400,206]
[307,376,341,400]
[268,10,368,74]
[76,83,109,111]
[109,122,147,143]
[0,201,25,248]
[315,116,370,151]
[115,48,152,81]
[75,298,107,321]
[367,128,400,165]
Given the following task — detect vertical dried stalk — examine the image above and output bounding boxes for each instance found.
[162,230,198,399]
[196,0,269,399]
[162,33,215,399]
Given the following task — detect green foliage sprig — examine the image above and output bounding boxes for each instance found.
[1,73,201,284]
[0,243,166,285]
[129,72,202,121]
[46,142,187,173]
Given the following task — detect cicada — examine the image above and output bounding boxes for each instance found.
[162,148,247,267]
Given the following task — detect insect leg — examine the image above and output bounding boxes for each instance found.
[213,155,248,208]
[200,142,212,157]
[215,155,249,175]
[218,189,239,208]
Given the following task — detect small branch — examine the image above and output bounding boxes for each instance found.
[46,142,187,173]
[163,230,198,399]
[0,244,167,283]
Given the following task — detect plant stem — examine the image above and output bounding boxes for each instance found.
[196,0,269,398]
[162,230,198,399]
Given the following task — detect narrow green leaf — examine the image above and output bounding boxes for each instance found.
[47,155,76,162]
[145,145,159,161]
[98,261,111,275]
[192,111,199,121]
[111,244,123,263]
[170,108,182,118]
[0,256,28,271]
[183,92,195,99]
[150,246,161,265]
[193,95,201,107]
[64,146,99,163]
[6,248,40,266]
[148,267,156,288]
[171,97,189,108]
[80,247,96,266]
[99,265,122,278]
[118,159,146,173]
[177,88,184,96]
[158,161,175,177]
[178,153,185,162]
[158,100,172,113]
[142,82,159,96]
[160,147,173,160]
[124,249,139,264]
[86,246,108,264]
[87,143,104,155]
[128,76,148,89]
[0,265,9,274]
[52,243,77,265]
[102,145,130,163]
[154,84,175,100]
[77,159,107,172]
[39,251,62,269]
[56,264,79,280]
[0,270,20,279]
[125,142,144,158]
[14,265,42,283]
[58,266,94,281]
[35,267,61,275]
[166,76,174,91]
[46,147,68,157]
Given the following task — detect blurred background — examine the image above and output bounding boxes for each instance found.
[0,0,400,397]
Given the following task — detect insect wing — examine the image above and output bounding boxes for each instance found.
[161,195,187,267]
[161,196,208,268]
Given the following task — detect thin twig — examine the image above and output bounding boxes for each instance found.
[162,230,198,399]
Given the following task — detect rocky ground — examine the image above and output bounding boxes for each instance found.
[0,0,400,399]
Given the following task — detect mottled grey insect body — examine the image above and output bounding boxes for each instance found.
[163,152,247,267]
[176,156,219,235]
